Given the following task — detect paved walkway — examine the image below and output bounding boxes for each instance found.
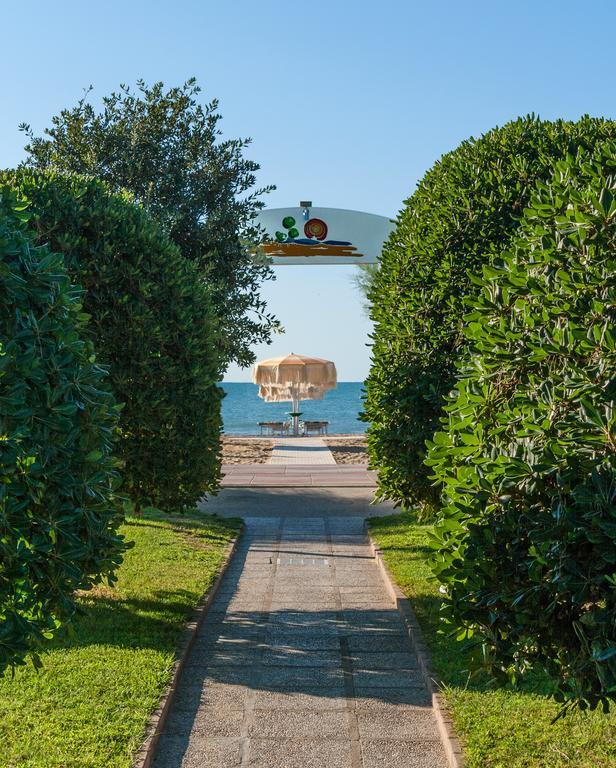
[268,437,336,465]
[221,464,377,487]
[153,488,447,768]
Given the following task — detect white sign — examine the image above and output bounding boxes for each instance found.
[255,205,394,265]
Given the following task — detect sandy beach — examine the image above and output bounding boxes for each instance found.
[222,435,367,464]
[221,436,274,464]
[324,436,368,464]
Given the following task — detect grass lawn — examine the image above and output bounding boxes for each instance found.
[0,509,241,768]
[368,512,616,768]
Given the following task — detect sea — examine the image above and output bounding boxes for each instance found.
[220,381,366,435]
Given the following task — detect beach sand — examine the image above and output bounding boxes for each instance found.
[221,436,274,464]
[221,435,368,464]
[324,436,368,464]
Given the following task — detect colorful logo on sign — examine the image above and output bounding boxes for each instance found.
[262,214,362,258]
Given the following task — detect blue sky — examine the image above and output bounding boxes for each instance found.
[2,1,615,380]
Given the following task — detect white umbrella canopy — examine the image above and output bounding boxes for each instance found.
[253,353,337,389]
[258,384,327,402]
[253,353,337,435]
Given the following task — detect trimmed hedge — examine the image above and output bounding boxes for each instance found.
[0,188,124,673]
[426,145,616,711]
[364,116,616,516]
[1,170,222,510]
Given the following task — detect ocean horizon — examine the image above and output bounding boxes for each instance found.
[220,381,366,435]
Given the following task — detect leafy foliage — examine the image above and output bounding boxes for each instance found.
[351,263,379,318]
[0,510,241,765]
[0,188,125,673]
[364,116,616,516]
[426,145,616,711]
[368,514,616,767]
[21,78,279,369]
[1,170,222,511]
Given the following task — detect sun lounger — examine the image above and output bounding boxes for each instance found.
[302,420,329,435]
[258,421,289,436]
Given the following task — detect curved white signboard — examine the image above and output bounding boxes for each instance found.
[255,205,394,265]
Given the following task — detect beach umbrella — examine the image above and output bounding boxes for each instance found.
[258,384,328,402]
[252,353,337,435]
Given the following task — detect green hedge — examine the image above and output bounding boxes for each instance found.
[2,170,222,510]
[364,116,616,516]
[0,188,124,673]
[426,145,616,711]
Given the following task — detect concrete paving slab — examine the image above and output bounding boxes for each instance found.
[352,688,433,710]
[271,588,336,598]
[265,636,342,652]
[342,609,405,628]
[247,738,354,768]
[192,649,261,668]
[269,581,333,591]
[194,638,261,655]
[261,649,342,668]
[153,735,241,768]
[263,624,341,641]
[356,710,442,740]
[361,739,447,768]
[353,669,422,689]
[342,599,393,610]
[269,601,340,612]
[170,681,247,712]
[248,710,351,739]
[345,634,408,652]
[164,707,244,738]
[253,690,348,711]
[266,611,343,628]
[196,622,264,641]
[349,652,420,670]
[258,666,346,690]
[200,667,259,686]
[250,477,311,486]
[335,576,383,587]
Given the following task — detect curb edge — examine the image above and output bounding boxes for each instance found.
[131,529,242,768]
[366,525,465,768]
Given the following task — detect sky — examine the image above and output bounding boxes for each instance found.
[2,1,615,381]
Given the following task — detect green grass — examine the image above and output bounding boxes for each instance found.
[368,512,616,768]
[0,509,241,768]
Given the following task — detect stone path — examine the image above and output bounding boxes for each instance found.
[221,464,377,487]
[268,437,336,465]
[153,489,447,768]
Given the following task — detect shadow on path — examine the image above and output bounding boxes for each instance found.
[153,489,446,768]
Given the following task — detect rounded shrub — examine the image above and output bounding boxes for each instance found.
[426,144,616,711]
[0,188,124,673]
[364,116,616,516]
[1,170,222,510]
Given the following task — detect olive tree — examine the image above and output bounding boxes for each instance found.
[21,78,279,369]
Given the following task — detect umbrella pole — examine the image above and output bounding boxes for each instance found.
[292,390,300,436]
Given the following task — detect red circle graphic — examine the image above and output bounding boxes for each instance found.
[304,218,328,241]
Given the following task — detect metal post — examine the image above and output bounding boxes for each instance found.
[292,388,300,436]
